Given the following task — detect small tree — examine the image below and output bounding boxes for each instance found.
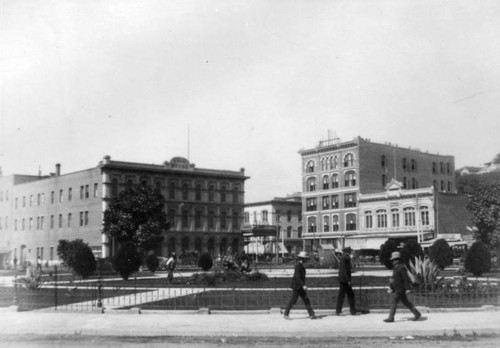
[465,241,491,276]
[198,252,213,272]
[112,242,142,280]
[429,238,454,270]
[400,239,424,267]
[379,239,398,269]
[145,253,160,273]
[57,239,97,278]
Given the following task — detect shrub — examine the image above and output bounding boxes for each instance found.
[465,241,491,276]
[198,253,213,272]
[429,238,454,270]
[57,239,96,279]
[407,256,443,291]
[96,258,115,275]
[379,239,398,269]
[112,242,142,280]
[400,239,424,267]
[145,253,160,273]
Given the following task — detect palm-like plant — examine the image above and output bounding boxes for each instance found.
[406,256,444,291]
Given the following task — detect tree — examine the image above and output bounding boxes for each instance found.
[198,252,213,272]
[112,242,142,280]
[103,183,167,252]
[400,239,424,267]
[145,253,160,273]
[429,238,454,270]
[379,239,398,270]
[57,239,97,278]
[465,241,491,276]
[466,183,500,248]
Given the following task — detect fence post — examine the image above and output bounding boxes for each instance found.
[54,265,58,310]
[97,272,103,308]
[13,275,18,306]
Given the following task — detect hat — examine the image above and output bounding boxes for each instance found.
[342,246,352,253]
[297,251,309,259]
[390,251,401,260]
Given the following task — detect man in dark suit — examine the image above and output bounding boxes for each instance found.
[384,251,421,322]
[336,246,356,315]
[284,251,317,320]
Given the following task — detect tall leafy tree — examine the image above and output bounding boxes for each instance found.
[466,183,500,248]
[103,183,167,252]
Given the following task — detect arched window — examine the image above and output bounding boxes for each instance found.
[208,185,214,201]
[332,156,339,169]
[195,210,202,228]
[169,182,176,199]
[326,157,331,170]
[220,211,227,229]
[195,238,202,253]
[345,213,356,231]
[365,210,373,229]
[420,206,430,226]
[382,174,387,188]
[182,183,189,200]
[376,209,387,228]
[168,209,176,230]
[404,207,416,226]
[195,184,202,201]
[332,215,339,231]
[208,211,215,229]
[322,176,329,190]
[344,171,356,187]
[343,153,354,167]
[331,174,339,189]
[220,185,226,202]
[307,177,316,192]
[287,226,292,238]
[232,212,239,229]
[307,216,317,233]
[306,160,315,173]
[181,237,189,252]
[391,208,400,227]
[181,210,189,228]
[321,158,326,171]
[323,215,330,232]
[232,186,239,203]
[381,155,386,167]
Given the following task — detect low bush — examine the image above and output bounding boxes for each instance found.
[429,238,454,270]
[197,253,213,272]
[145,253,160,273]
[465,241,492,276]
[112,242,142,280]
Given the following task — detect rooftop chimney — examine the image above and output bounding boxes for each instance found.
[56,163,61,176]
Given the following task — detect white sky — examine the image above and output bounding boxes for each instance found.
[1,0,499,202]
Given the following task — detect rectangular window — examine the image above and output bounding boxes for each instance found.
[51,191,54,204]
[30,195,33,206]
[14,219,18,231]
[58,214,62,228]
[365,215,373,229]
[59,189,63,203]
[392,210,400,228]
[80,186,84,199]
[50,215,54,229]
[68,213,72,227]
[80,212,84,226]
[195,211,202,228]
[68,188,72,201]
[244,212,250,223]
[181,210,188,228]
[22,218,25,231]
[23,196,26,207]
[344,193,357,208]
[377,212,387,228]
[322,196,330,210]
[84,211,89,225]
[15,197,18,209]
[287,210,292,222]
[220,212,227,229]
[37,194,41,206]
[262,210,268,222]
[94,183,98,197]
[50,247,54,261]
[36,216,40,230]
[85,185,89,198]
[29,217,33,230]
[331,195,339,209]
[232,212,238,230]
[306,198,317,212]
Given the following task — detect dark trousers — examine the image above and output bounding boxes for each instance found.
[388,292,419,319]
[336,282,356,314]
[167,269,174,283]
[284,289,315,317]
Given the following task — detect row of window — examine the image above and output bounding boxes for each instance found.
[110,179,241,203]
[12,212,90,231]
[243,210,300,223]
[306,171,356,192]
[306,193,357,212]
[0,189,9,202]
[13,246,56,263]
[306,206,430,233]
[14,184,99,209]
[167,210,240,230]
[306,153,356,173]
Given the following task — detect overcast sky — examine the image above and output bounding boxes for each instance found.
[1,0,499,202]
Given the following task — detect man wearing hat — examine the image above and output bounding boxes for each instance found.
[384,251,421,322]
[166,252,177,284]
[336,246,357,316]
[283,251,317,320]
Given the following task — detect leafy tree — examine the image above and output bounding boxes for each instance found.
[198,252,213,272]
[400,239,424,267]
[112,242,142,280]
[145,253,160,273]
[103,183,167,252]
[465,241,491,276]
[466,183,500,248]
[379,239,398,270]
[57,239,97,278]
[429,238,454,270]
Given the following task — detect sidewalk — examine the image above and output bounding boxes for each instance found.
[0,307,499,339]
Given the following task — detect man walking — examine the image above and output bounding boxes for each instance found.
[284,251,317,320]
[336,246,357,316]
[384,251,421,322]
[166,252,177,284]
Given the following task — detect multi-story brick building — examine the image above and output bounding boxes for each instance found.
[0,156,248,267]
[298,136,458,251]
[243,193,303,257]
